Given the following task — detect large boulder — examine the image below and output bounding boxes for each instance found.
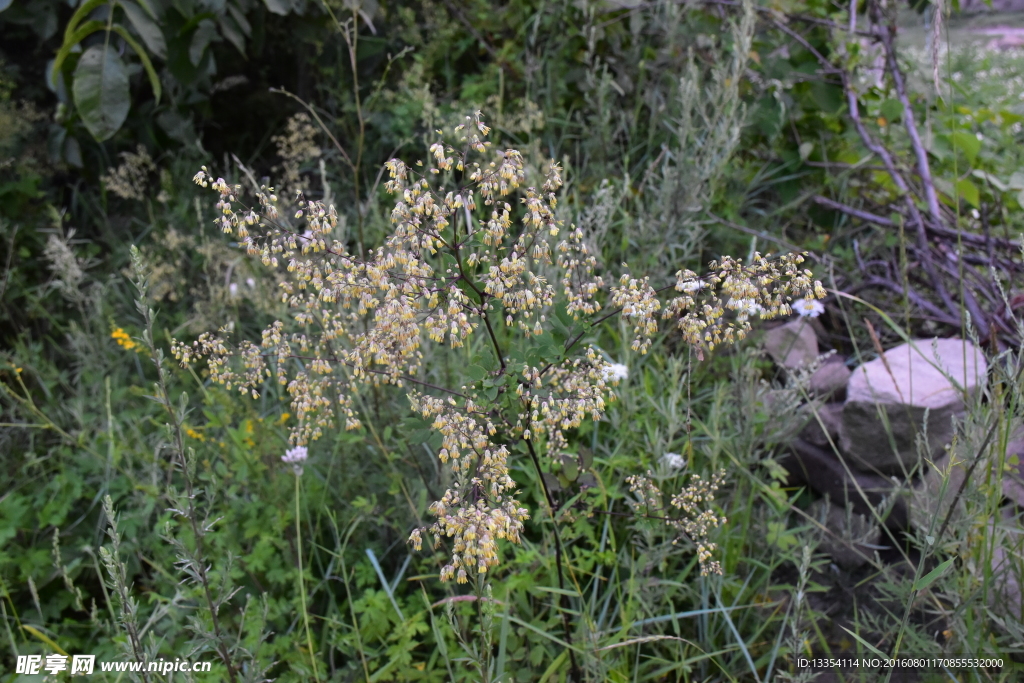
[839,339,987,473]
[784,438,907,529]
[764,319,819,370]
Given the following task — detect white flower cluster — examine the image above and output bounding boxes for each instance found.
[281,445,308,475]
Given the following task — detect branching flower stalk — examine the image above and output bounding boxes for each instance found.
[176,114,825,647]
[130,248,239,683]
[99,496,153,683]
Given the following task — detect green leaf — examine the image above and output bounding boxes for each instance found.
[119,1,166,58]
[218,14,246,56]
[839,625,888,659]
[913,557,955,592]
[227,4,252,36]
[954,178,980,208]
[1008,171,1024,190]
[971,169,1007,192]
[52,20,107,80]
[263,0,293,15]
[72,45,131,141]
[64,0,109,43]
[560,454,579,481]
[111,24,161,103]
[189,19,219,66]
[949,130,981,165]
[880,98,903,123]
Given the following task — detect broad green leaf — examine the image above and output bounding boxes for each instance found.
[72,45,131,141]
[111,24,161,102]
[1008,171,1024,190]
[263,0,292,15]
[119,1,166,58]
[949,130,981,165]
[189,19,219,66]
[880,98,902,123]
[954,178,978,206]
[218,14,246,56]
[954,178,980,208]
[913,557,955,592]
[52,20,106,80]
[971,169,1008,192]
[227,4,252,36]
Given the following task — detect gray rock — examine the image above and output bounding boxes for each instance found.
[764,319,819,370]
[798,402,844,448]
[809,355,852,401]
[784,438,907,529]
[809,497,882,570]
[839,338,988,473]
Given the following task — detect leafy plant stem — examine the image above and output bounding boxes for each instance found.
[132,248,238,683]
[295,472,321,681]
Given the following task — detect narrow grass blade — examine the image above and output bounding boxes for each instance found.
[365,548,405,621]
[21,625,68,656]
[840,625,887,659]
[913,557,954,592]
[715,588,761,683]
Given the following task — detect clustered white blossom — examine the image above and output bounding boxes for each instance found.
[281,445,308,475]
[660,452,685,469]
[794,298,825,318]
[602,363,629,382]
[177,112,824,583]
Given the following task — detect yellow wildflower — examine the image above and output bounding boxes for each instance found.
[110,327,137,351]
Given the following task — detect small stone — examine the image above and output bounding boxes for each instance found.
[809,497,882,570]
[764,318,819,370]
[809,355,851,401]
[839,338,987,473]
[797,402,844,448]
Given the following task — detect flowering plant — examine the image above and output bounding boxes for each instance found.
[174,112,825,582]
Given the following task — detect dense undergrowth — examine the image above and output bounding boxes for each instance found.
[2,0,1024,681]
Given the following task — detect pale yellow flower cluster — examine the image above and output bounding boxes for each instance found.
[408,393,529,583]
[517,347,614,451]
[627,470,727,576]
[177,112,824,583]
[666,255,825,358]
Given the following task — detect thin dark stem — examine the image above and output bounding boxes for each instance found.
[875,6,945,231]
[523,438,581,680]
